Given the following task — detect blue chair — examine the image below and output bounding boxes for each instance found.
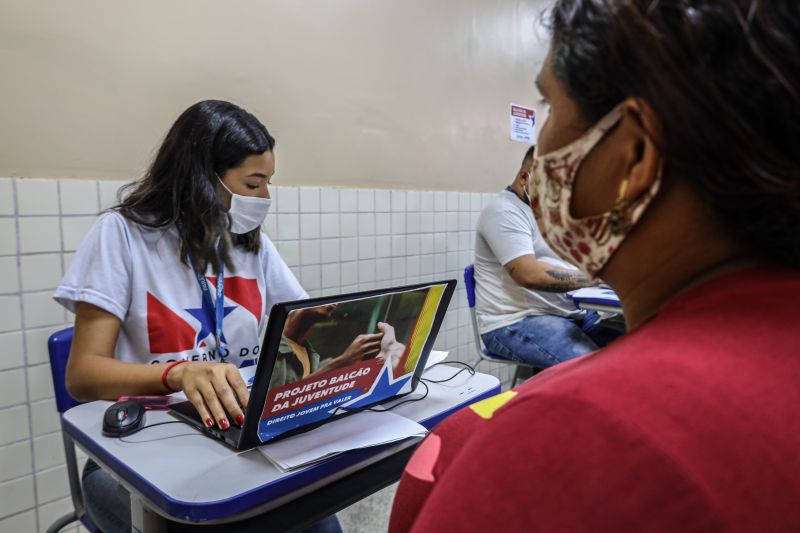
[464,265,540,387]
[46,327,99,533]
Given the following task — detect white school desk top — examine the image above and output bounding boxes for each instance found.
[62,365,500,525]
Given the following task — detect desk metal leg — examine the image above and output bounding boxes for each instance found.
[131,493,167,533]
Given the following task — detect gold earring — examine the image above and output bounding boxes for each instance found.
[608,179,631,235]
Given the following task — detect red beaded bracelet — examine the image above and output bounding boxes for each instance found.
[161,360,188,393]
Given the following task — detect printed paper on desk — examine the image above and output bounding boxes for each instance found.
[424,350,448,370]
[568,287,620,305]
[258,410,428,472]
[257,284,448,443]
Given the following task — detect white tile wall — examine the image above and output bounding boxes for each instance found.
[16,180,59,217]
[33,433,65,471]
[61,217,96,252]
[0,180,14,216]
[0,508,36,533]
[0,369,27,408]
[0,295,23,332]
[0,331,24,370]
[19,254,63,293]
[0,219,18,255]
[59,181,99,216]
[29,399,59,437]
[19,218,62,254]
[35,465,70,504]
[0,405,31,446]
[0,257,19,294]
[0,441,33,482]
[23,292,65,329]
[0,177,514,531]
[98,181,123,210]
[0,476,36,519]
[36,496,74,533]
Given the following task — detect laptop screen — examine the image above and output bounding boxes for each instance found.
[255,282,450,443]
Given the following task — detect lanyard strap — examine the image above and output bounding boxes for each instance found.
[176,220,226,352]
[193,258,225,351]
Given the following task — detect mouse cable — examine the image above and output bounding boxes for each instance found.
[333,360,477,414]
[422,361,476,383]
[117,420,197,442]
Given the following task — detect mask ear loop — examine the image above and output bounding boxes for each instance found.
[609,178,631,235]
[216,173,235,197]
[608,158,665,235]
[522,172,533,206]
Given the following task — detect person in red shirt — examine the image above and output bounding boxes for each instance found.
[390,1,800,531]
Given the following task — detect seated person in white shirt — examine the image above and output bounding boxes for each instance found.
[474,146,618,369]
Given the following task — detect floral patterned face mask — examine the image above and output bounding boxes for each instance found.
[530,104,662,278]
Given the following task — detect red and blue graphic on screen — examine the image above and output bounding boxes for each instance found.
[258,358,413,442]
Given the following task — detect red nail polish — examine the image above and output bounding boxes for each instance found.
[235,415,244,426]
[205,418,214,428]
[219,418,230,430]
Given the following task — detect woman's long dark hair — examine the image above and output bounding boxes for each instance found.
[548,0,800,267]
[116,100,275,274]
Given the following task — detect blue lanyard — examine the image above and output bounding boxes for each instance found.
[192,258,225,352]
[176,220,226,352]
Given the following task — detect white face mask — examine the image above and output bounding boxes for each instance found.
[217,175,271,234]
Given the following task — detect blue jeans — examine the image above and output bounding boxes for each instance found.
[481,311,617,369]
[82,459,343,532]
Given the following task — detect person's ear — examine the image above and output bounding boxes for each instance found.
[516,169,529,186]
[619,98,664,202]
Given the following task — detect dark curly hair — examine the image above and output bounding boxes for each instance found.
[548,0,800,266]
[116,100,275,274]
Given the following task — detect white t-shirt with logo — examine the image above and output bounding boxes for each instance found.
[474,189,582,335]
[54,211,307,367]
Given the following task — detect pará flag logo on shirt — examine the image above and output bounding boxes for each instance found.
[146,276,262,354]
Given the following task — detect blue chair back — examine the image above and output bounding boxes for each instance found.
[463,263,538,386]
[464,264,477,308]
[45,326,100,533]
[48,327,81,413]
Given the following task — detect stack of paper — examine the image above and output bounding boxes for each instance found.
[568,287,620,304]
[424,350,448,369]
[258,410,428,472]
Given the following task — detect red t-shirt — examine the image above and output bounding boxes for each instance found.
[390,268,800,532]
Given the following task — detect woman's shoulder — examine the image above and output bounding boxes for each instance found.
[256,230,282,262]
[98,209,177,243]
[94,209,154,233]
[80,210,133,243]
[95,208,127,227]
[258,230,277,251]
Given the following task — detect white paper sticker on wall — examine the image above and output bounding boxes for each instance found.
[509,104,536,143]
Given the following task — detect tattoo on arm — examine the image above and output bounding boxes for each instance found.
[539,269,594,292]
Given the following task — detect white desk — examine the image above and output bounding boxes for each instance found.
[62,365,500,532]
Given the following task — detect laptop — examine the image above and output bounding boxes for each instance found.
[169,280,456,450]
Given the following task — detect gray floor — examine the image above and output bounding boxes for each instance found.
[338,483,397,533]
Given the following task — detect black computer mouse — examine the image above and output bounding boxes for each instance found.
[102,400,145,437]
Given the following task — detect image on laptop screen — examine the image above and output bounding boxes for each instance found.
[257,283,448,442]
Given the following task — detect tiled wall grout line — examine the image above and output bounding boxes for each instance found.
[28,178,42,532]
[12,178,40,529]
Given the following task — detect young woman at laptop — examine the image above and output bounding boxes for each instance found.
[54,100,340,533]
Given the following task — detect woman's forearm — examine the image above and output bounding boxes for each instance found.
[66,353,172,401]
